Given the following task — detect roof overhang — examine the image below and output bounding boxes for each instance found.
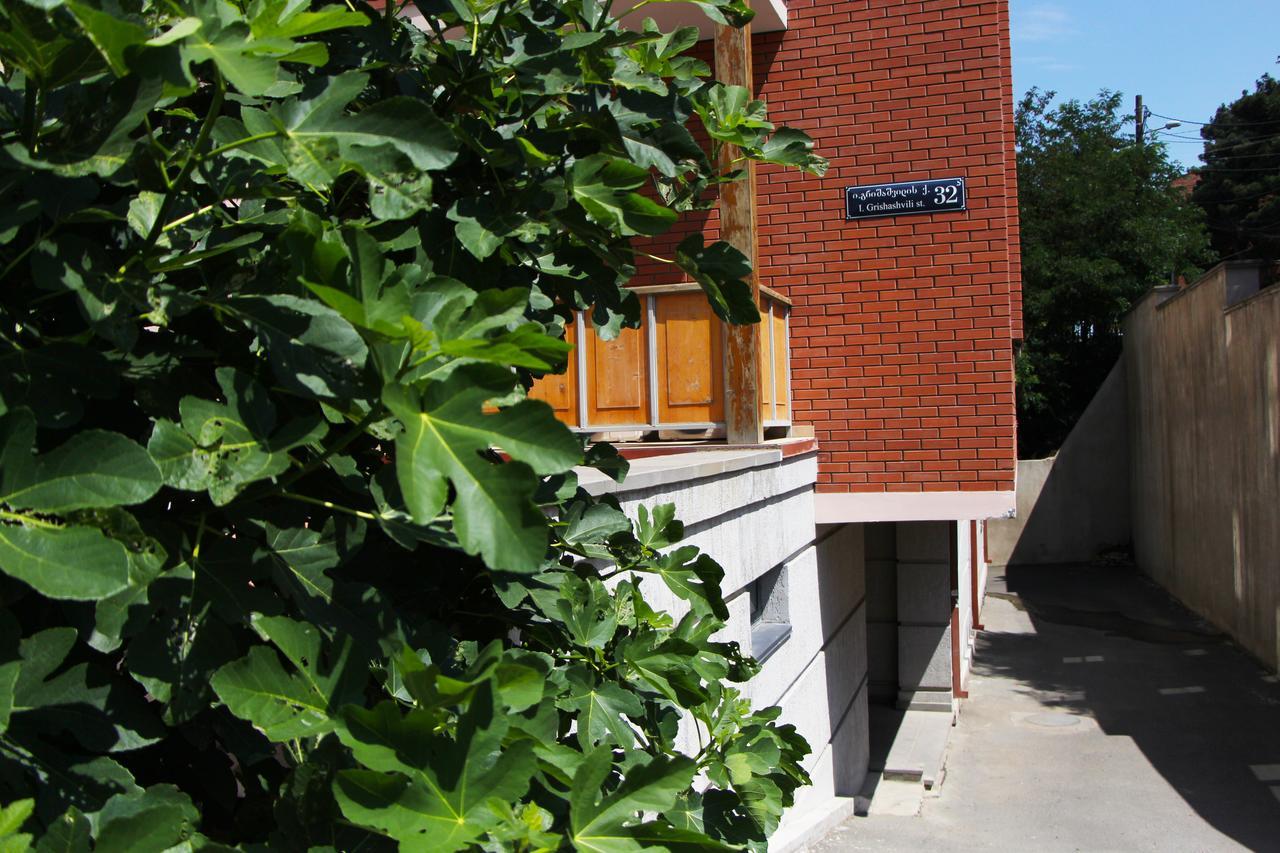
[615,0,788,38]
[396,0,788,38]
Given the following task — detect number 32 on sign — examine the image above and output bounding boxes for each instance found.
[845,177,966,221]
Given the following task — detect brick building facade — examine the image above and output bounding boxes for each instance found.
[629,0,1021,516]
[754,0,1021,495]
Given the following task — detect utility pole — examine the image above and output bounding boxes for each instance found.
[1135,94,1144,147]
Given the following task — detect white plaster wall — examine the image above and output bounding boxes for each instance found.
[977,519,989,626]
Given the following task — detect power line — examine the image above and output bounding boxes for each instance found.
[1193,185,1280,204]
[1149,110,1280,128]
[1196,165,1280,173]
[1157,129,1280,143]
[1191,150,1279,160]
[1154,135,1280,158]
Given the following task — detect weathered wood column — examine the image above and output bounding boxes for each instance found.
[715,22,764,445]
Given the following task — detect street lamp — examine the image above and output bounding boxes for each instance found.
[1135,96,1181,147]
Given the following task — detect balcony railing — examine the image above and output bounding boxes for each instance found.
[530,285,791,436]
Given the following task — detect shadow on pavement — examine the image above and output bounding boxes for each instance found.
[980,563,1280,851]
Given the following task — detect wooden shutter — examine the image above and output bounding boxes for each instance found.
[584,313,649,427]
[528,319,579,427]
[655,293,724,426]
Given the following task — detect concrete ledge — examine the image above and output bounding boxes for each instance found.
[896,688,955,714]
[578,447,806,496]
[816,490,1016,524]
[769,797,861,853]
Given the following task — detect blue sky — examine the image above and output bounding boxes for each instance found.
[1011,1,1279,170]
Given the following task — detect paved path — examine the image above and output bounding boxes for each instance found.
[814,564,1280,852]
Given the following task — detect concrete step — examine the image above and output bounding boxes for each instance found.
[874,706,953,789]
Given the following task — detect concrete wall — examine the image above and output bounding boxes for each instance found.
[864,524,898,704]
[987,363,1131,566]
[583,446,870,833]
[1124,263,1280,670]
[864,519,986,711]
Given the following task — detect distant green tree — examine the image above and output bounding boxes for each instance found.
[1191,73,1280,278]
[1015,89,1212,457]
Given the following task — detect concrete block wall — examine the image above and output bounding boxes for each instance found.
[583,448,871,823]
[862,519,984,711]
[753,523,870,822]
[895,521,953,710]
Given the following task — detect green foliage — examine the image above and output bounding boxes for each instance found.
[1015,89,1212,457]
[1191,72,1280,277]
[0,0,827,849]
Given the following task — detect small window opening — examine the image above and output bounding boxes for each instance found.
[749,564,791,664]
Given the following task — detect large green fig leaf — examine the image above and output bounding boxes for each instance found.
[557,665,643,749]
[674,235,760,324]
[148,368,326,504]
[0,658,18,735]
[383,368,580,571]
[210,615,364,741]
[568,749,730,852]
[0,525,132,600]
[241,72,457,188]
[0,410,161,599]
[233,293,370,401]
[0,798,33,852]
[334,685,536,852]
[0,410,161,512]
[570,154,676,236]
[91,785,200,853]
[34,805,90,853]
[646,546,729,620]
[9,628,164,753]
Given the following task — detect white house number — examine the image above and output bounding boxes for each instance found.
[933,184,960,205]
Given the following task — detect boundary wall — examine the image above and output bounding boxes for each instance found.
[1124,264,1280,671]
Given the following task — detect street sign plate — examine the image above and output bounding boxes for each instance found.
[845,177,966,220]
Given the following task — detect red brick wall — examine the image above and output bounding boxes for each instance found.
[998,0,1023,341]
[751,0,1020,493]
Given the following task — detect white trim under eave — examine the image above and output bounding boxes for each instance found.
[815,490,1017,525]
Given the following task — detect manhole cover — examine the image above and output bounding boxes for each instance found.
[1026,712,1082,728]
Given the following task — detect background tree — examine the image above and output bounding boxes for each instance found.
[1015,89,1212,457]
[0,0,826,849]
[1191,72,1280,280]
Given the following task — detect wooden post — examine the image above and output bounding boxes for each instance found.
[970,520,984,631]
[715,23,764,445]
